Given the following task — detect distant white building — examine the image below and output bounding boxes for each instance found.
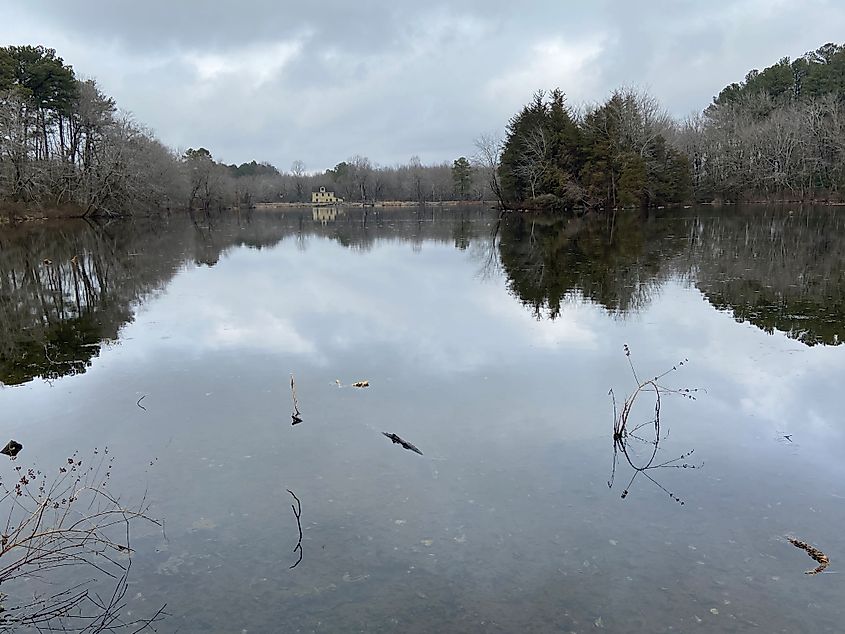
[311,186,343,204]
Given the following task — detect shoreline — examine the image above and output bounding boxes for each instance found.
[4,197,844,227]
[253,200,487,210]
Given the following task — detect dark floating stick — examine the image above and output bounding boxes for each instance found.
[287,489,303,569]
[136,395,148,411]
[787,537,830,575]
[290,374,302,425]
[1,439,22,459]
[382,432,423,456]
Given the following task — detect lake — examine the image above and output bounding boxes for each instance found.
[1,205,844,632]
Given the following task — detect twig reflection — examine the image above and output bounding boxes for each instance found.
[287,489,303,569]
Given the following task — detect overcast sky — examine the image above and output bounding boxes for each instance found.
[3,0,844,171]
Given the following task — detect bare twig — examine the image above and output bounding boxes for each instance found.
[135,395,147,412]
[286,489,303,569]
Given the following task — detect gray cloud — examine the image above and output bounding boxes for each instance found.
[3,0,844,171]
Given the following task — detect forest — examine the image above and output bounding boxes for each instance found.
[499,42,845,210]
[0,46,484,218]
[1,42,845,217]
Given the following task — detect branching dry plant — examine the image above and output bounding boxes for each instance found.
[608,345,701,505]
[0,448,165,632]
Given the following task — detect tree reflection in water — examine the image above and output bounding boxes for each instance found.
[497,206,845,346]
[1,205,843,388]
[0,208,496,386]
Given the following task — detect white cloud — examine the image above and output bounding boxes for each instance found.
[3,0,845,169]
[486,36,606,109]
[476,285,602,351]
[183,38,307,88]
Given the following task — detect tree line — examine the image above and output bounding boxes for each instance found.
[496,42,845,210]
[0,45,184,217]
[675,42,845,203]
[3,42,845,218]
[0,45,488,218]
[183,151,489,212]
[497,87,690,210]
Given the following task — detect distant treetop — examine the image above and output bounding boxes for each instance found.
[226,160,280,178]
[713,42,845,106]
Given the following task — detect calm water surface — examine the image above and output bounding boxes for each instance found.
[1,206,844,632]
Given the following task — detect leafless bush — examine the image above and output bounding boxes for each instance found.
[608,345,701,505]
[0,448,165,632]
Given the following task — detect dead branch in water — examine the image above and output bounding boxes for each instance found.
[287,489,303,569]
[608,345,701,505]
[382,432,424,456]
[787,537,830,575]
[290,374,302,425]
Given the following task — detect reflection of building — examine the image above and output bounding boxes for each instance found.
[311,186,343,205]
[312,207,343,225]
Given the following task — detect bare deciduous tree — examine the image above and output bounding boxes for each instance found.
[290,160,306,202]
[473,133,504,206]
[514,125,548,198]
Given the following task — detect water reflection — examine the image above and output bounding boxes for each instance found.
[499,211,681,317]
[692,207,845,346]
[499,206,845,346]
[1,205,844,633]
[0,220,183,385]
[0,208,495,385]
[3,206,843,388]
